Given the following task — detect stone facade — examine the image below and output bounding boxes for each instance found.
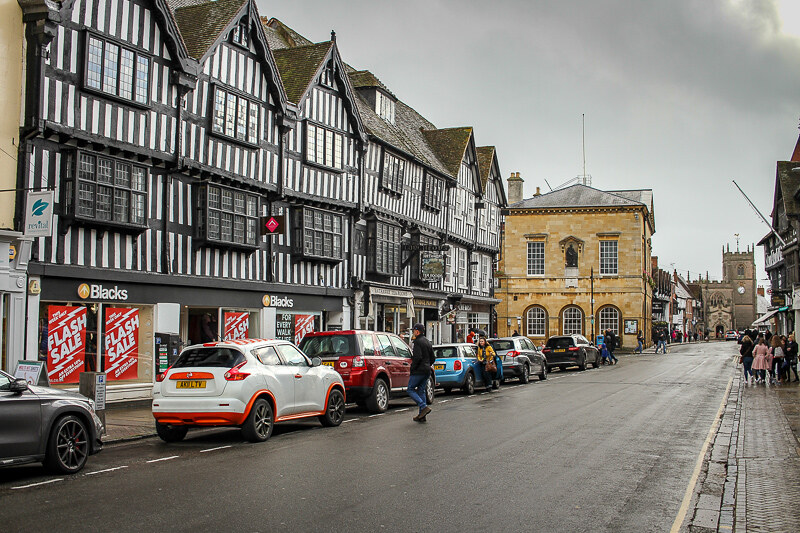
[694,246,757,334]
[496,183,654,348]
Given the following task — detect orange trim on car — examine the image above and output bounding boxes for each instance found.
[275,410,326,422]
[169,372,215,380]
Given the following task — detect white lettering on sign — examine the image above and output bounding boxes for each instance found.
[766,249,783,269]
[263,294,294,308]
[90,284,128,300]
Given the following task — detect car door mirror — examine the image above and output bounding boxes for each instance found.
[9,378,29,393]
[311,357,322,367]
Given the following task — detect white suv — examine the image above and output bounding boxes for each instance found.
[152,338,346,443]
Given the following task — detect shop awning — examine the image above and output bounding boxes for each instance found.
[752,308,782,326]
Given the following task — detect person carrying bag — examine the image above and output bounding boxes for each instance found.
[476,335,498,391]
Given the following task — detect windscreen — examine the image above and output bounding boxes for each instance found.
[300,335,355,357]
[173,348,245,368]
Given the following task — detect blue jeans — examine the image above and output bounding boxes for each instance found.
[656,340,667,353]
[407,374,428,412]
[635,341,643,353]
[742,356,753,381]
[608,351,618,364]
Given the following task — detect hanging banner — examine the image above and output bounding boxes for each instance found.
[294,314,315,345]
[224,312,250,340]
[47,305,87,384]
[104,308,139,381]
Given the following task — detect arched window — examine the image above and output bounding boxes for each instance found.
[737,264,744,277]
[562,306,583,335]
[710,293,724,307]
[525,306,547,337]
[599,306,620,334]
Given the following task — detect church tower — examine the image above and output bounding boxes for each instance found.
[722,244,757,329]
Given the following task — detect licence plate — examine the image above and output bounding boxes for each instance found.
[554,349,566,353]
[322,361,335,367]
[176,380,206,389]
[433,364,445,370]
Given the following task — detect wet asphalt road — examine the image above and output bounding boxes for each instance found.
[0,341,737,533]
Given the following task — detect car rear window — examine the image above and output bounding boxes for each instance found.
[300,335,355,357]
[546,337,574,349]
[173,348,245,368]
[434,347,458,359]
[488,340,514,352]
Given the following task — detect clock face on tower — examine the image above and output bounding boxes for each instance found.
[737,286,745,294]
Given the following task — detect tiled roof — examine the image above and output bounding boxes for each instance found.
[476,146,496,191]
[510,184,648,209]
[173,0,247,60]
[349,70,396,99]
[792,134,800,162]
[260,17,314,50]
[776,161,800,218]
[165,0,208,10]
[420,127,473,178]
[271,42,333,104]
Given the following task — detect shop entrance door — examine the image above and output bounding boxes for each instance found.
[187,308,219,344]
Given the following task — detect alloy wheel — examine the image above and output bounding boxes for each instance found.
[328,392,345,424]
[56,419,88,471]
[254,402,273,439]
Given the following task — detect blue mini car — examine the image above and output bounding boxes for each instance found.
[432,343,502,394]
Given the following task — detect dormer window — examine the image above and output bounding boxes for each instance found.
[231,20,249,48]
[375,90,395,124]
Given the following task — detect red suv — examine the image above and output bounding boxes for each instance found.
[299,330,433,413]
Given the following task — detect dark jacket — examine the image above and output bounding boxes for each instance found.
[740,339,754,358]
[411,335,434,375]
[786,340,798,362]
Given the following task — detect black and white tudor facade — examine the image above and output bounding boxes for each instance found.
[13,0,506,400]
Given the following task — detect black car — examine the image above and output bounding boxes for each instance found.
[542,335,600,371]
[488,337,547,383]
[0,370,103,473]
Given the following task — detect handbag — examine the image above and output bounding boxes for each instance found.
[485,359,497,373]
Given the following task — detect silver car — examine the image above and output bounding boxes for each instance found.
[0,370,103,473]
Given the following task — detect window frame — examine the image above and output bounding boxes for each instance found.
[196,183,260,250]
[367,219,402,277]
[230,20,249,49]
[598,306,621,335]
[380,149,405,195]
[83,32,151,107]
[422,171,444,211]
[561,306,584,335]
[304,121,344,171]
[525,306,547,337]
[209,84,260,146]
[599,240,619,276]
[527,241,545,276]
[292,207,344,263]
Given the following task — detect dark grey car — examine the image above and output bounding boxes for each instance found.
[542,334,600,371]
[489,337,547,383]
[0,370,103,473]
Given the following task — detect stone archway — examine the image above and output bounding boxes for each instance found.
[715,324,725,338]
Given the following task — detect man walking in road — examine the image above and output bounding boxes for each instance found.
[605,329,618,364]
[409,323,433,422]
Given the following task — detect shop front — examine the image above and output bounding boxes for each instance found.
[412,295,445,345]
[446,296,499,343]
[26,270,346,402]
[0,231,32,374]
[363,285,415,342]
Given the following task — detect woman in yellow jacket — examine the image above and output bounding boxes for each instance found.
[476,336,499,391]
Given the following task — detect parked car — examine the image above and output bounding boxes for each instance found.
[542,335,600,371]
[299,330,434,413]
[725,330,738,341]
[488,337,547,383]
[152,338,345,443]
[0,369,103,474]
[432,343,494,394]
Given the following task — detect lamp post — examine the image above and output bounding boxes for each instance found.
[591,267,595,342]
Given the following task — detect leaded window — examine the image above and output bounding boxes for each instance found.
[211,86,259,144]
[293,207,343,261]
[231,21,249,48]
[306,122,343,170]
[527,241,544,276]
[526,307,546,336]
[63,151,147,228]
[368,220,401,276]
[562,307,583,335]
[85,34,150,105]
[600,240,618,275]
[381,151,405,194]
[423,172,443,209]
[197,184,259,248]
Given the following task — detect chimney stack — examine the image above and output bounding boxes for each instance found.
[507,171,524,205]
[534,186,541,197]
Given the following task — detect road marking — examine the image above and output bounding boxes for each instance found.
[670,370,734,533]
[342,418,356,423]
[200,445,232,453]
[146,456,179,463]
[11,479,63,490]
[85,466,128,476]
[396,408,410,412]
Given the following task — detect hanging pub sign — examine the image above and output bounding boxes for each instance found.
[47,305,87,384]
[420,252,445,281]
[224,312,250,340]
[104,308,139,381]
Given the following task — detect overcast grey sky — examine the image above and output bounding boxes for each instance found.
[258,0,800,284]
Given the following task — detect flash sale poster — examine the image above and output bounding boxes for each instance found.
[47,306,87,384]
[104,308,139,381]
[224,312,250,340]
[294,314,315,344]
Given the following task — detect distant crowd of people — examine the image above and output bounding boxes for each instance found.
[739,329,800,385]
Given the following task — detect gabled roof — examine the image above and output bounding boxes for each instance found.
[420,127,473,178]
[608,189,655,232]
[260,17,314,50]
[510,184,647,210]
[173,0,248,60]
[774,161,800,219]
[272,42,334,104]
[349,70,396,99]
[791,133,800,162]
[476,146,495,190]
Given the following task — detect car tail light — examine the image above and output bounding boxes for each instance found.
[568,347,580,351]
[352,356,365,368]
[542,348,551,354]
[508,350,520,357]
[156,366,172,382]
[224,361,250,381]
[454,360,462,371]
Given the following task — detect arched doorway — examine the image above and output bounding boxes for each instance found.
[715,324,724,338]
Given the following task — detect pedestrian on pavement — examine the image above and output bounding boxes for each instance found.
[770,335,786,384]
[764,330,772,346]
[476,335,499,391]
[740,335,755,384]
[466,328,476,344]
[752,336,770,384]
[635,330,644,354]
[600,343,611,365]
[656,329,668,354]
[785,332,800,382]
[409,323,433,422]
[605,330,618,364]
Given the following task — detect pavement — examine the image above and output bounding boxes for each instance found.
[103,402,155,442]
[685,357,800,532]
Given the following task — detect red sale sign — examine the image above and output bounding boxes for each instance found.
[47,306,87,384]
[224,312,250,340]
[294,314,315,345]
[104,308,139,381]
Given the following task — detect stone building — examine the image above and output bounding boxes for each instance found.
[691,246,757,335]
[496,177,655,348]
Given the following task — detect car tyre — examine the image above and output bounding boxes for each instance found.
[462,372,476,395]
[155,421,188,443]
[519,364,530,384]
[45,415,90,474]
[578,356,587,371]
[319,389,346,427]
[242,398,273,443]
[425,378,435,405]
[592,355,600,369]
[366,378,389,413]
[538,363,547,381]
